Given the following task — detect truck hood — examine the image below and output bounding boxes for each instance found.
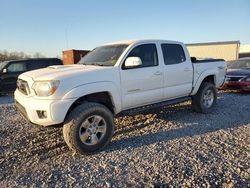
[18,64,120,99]
[21,64,115,81]
[20,64,120,93]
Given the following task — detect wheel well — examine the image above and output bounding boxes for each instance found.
[66,92,115,118]
[202,75,215,85]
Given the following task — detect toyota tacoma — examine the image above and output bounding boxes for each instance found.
[15,40,226,154]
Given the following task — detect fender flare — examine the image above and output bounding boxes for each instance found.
[191,69,218,95]
[62,81,122,114]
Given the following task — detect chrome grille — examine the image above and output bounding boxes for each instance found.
[226,76,244,82]
[17,79,30,95]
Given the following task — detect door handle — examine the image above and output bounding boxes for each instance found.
[184,68,191,72]
[218,66,225,70]
[154,71,163,76]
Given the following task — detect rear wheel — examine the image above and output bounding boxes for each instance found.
[192,82,217,113]
[63,102,114,154]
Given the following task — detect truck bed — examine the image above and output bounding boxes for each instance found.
[191,57,225,63]
[191,58,226,94]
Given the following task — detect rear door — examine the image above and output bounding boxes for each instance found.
[161,43,193,99]
[120,43,164,109]
[2,61,28,92]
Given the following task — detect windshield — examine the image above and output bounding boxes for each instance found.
[228,60,250,69]
[0,61,8,71]
[78,44,128,66]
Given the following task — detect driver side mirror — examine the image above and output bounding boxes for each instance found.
[125,57,142,68]
[2,68,7,73]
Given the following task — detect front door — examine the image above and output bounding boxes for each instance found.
[120,43,164,109]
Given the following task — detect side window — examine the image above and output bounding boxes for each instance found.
[42,61,51,68]
[43,60,61,67]
[28,60,50,70]
[161,44,186,65]
[28,61,42,70]
[46,59,62,66]
[124,44,158,68]
[7,62,27,72]
[52,59,62,65]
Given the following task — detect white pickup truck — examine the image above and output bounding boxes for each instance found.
[15,40,226,154]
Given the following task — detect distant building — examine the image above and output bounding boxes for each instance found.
[239,44,250,58]
[62,49,90,65]
[186,41,240,61]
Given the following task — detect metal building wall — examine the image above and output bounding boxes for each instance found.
[187,41,240,61]
[239,44,250,58]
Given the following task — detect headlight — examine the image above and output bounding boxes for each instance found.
[245,77,250,82]
[239,76,250,82]
[32,80,60,97]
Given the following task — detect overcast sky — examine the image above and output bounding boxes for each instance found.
[0,0,249,57]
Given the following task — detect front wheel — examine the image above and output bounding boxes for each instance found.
[63,102,114,154]
[192,82,217,113]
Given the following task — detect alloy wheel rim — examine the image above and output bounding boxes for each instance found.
[203,89,214,108]
[79,115,107,146]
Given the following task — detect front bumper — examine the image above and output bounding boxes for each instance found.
[223,81,250,91]
[14,90,76,126]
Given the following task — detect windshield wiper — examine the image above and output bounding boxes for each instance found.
[91,63,104,66]
[80,63,104,66]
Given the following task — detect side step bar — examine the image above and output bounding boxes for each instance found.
[117,97,191,116]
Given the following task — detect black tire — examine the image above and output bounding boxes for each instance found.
[63,102,114,154]
[192,82,217,113]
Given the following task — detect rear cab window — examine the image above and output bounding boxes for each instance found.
[161,44,186,65]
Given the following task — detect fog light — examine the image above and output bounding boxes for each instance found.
[37,110,47,119]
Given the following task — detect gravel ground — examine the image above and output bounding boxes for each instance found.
[0,91,249,187]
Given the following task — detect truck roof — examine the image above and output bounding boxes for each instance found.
[102,39,184,46]
[2,58,61,63]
